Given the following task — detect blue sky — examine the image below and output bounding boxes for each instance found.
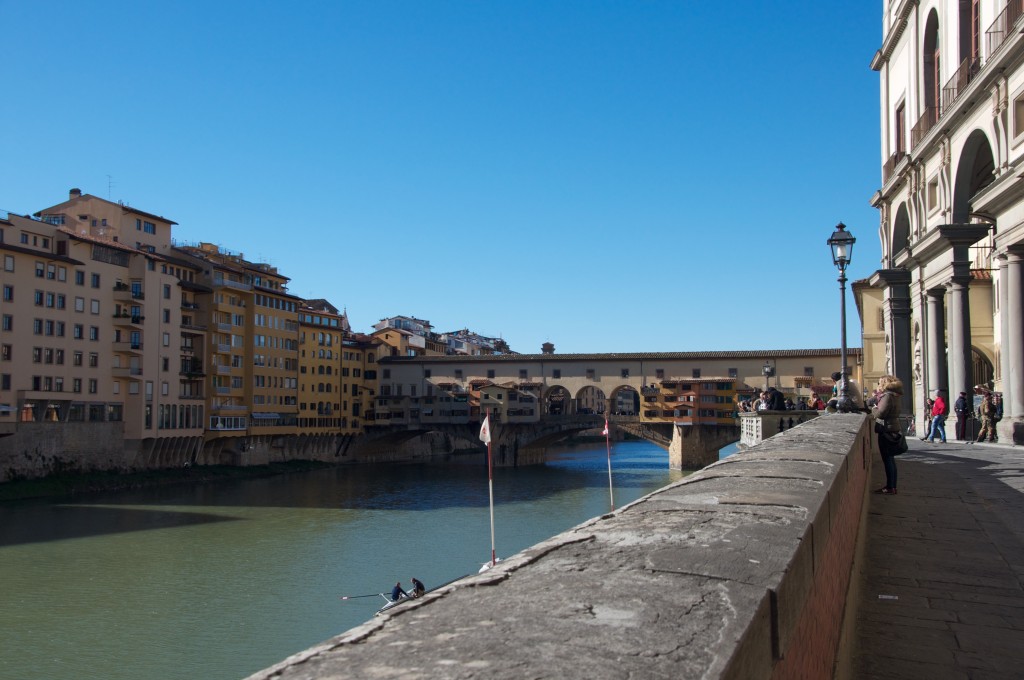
[2,1,882,354]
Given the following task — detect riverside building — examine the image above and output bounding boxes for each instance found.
[866,0,1024,441]
[297,299,347,432]
[1,190,206,463]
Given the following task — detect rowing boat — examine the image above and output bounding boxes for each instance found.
[373,575,466,616]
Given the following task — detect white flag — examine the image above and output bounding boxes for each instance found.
[479,415,491,444]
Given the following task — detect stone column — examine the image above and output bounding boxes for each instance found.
[998,255,1010,406]
[946,266,974,401]
[926,287,948,393]
[1004,247,1024,424]
[870,270,913,400]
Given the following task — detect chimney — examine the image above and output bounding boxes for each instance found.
[542,342,555,355]
[69,188,82,200]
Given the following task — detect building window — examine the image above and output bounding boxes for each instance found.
[804,366,814,377]
[163,284,171,299]
[487,369,495,379]
[90,273,100,288]
[655,369,664,380]
[88,379,98,394]
[0,344,10,360]
[621,369,630,379]
[692,369,701,379]
[75,270,84,285]
[3,255,13,271]
[89,353,98,367]
[1,374,9,390]
[73,324,83,339]
[89,326,99,341]
[90,300,100,314]
[1,285,11,301]
[728,367,738,378]
[73,378,82,393]
[553,369,561,379]
[73,351,82,366]
[35,261,44,277]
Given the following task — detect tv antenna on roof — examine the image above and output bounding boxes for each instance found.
[107,174,115,200]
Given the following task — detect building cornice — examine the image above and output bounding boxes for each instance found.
[911,223,992,262]
[868,268,913,289]
[871,0,918,72]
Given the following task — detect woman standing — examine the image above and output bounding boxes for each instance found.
[871,375,904,495]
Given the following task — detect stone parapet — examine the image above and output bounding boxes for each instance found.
[248,414,873,680]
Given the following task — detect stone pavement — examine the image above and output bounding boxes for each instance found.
[852,437,1024,679]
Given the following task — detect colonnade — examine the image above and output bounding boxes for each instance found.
[872,230,1022,443]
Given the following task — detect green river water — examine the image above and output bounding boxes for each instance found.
[0,441,698,680]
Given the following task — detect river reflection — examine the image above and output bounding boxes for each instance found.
[0,441,682,680]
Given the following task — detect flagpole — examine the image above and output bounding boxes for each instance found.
[486,410,496,567]
[604,416,614,511]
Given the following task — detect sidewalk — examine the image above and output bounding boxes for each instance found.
[851,438,1024,679]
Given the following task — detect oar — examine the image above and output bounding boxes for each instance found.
[340,593,382,601]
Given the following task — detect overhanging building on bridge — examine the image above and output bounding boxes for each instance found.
[373,349,862,428]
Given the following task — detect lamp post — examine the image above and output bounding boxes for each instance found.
[828,222,856,413]
[762,360,774,390]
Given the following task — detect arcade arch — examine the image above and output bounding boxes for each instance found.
[952,129,995,223]
[892,202,910,260]
[609,385,640,416]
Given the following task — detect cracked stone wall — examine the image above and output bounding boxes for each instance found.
[248,413,873,680]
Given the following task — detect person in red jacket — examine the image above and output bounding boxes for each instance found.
[925,389,947,443]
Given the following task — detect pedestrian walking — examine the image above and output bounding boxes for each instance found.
[977,392,997,443]
[925,389,947,443]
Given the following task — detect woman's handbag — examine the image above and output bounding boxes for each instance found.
[879,429,908,455]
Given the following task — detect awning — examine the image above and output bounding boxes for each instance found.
[251,412,280,419]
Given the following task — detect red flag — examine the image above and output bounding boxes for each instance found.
[602,419,609,436]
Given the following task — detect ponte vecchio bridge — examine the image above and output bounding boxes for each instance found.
[353,348,858,469]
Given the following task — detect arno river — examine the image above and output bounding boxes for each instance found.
[0,440,727,680]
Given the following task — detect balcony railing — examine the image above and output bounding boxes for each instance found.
[986,0,1024,56]
[910,106,940,149]
[882,150,906,183]
[941,56,982,112]
[220,279,252,291]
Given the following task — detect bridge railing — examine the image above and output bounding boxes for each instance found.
[739,410,820,448]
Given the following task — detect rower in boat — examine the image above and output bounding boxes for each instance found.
[390,582,409,602]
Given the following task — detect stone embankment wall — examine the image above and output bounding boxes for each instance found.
[248,413,874,680]
[0,422,136,482]
[0,426,483,483]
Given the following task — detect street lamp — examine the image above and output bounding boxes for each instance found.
[762,360,774,390]
[828,222,856,413]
